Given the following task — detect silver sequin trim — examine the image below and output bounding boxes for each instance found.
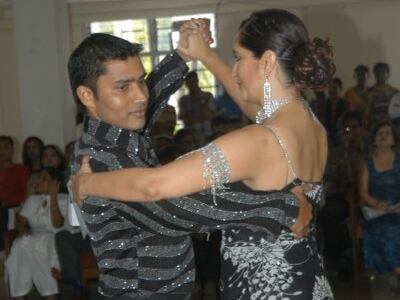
[138,250,193,280]
[158,270,195,293]
[138,240,191,258]
[200,143,231,206]
[101,274,137,290]
[84,208,117,224]
[98,258,138,270]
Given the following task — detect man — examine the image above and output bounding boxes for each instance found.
[0,136,29,250]
[178,71,217,146]
[70,29,308,299]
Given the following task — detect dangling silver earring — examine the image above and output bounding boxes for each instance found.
[255,77,272,124]
[255,77,290,124]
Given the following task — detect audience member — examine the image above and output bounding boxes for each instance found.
[5,167,69,300]
[151,104,177,140]
[174,128,196,153]
[0,136,29,249]
[366,63,399,125]
[325,78,350,145]
[214,87,243,120]
[22,136,44,173]
[178,71,217,146]
[359,121,400,288]
[321,111,365,277]
[41,145,68,193]
[344,65,370,119]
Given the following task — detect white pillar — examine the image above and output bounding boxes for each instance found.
[12,0,75,148]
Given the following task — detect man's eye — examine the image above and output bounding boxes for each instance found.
[138,78,146,85]
[119,85,129,91]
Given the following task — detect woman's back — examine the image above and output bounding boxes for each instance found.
[241,101,327,192]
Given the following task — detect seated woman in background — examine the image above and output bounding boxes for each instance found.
[359,121,400,287]
[5,167,69,300]
[41,145,68,193]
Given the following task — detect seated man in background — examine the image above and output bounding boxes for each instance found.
[0,136,30,249]
[5,167,69,300]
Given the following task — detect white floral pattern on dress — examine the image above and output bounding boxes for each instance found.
[222,231,313,299]
[312,276,333,300]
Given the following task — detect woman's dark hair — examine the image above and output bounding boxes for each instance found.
[238,9,335,90]
[41,144,66,170]
[22,136,44,167]
[41,167,63,183]
[371,120,397,145]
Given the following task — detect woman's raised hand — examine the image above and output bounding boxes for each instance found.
[177,18,213,61]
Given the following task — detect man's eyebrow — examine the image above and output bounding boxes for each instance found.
[114,73,148,85]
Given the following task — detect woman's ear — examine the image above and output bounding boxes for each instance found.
[261,50,277,77]
[76,86,96,110]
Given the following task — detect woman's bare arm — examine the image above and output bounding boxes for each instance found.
[178,29,259,120]
[75,125,265,203]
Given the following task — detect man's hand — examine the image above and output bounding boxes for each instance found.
[289,186,312,238]
[176,18,213,62]
[72,155,92,206]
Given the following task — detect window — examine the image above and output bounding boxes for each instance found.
[90,13,217,114]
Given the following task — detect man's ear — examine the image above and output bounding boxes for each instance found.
[76,86,96,110]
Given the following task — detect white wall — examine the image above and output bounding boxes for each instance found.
[1,0,400,148]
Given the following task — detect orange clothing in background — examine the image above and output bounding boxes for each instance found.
[0,165,29,206]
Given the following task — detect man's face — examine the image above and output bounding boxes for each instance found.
[85,56,149,130]
[0,140,13,164]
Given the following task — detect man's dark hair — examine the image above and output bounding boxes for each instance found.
[354,64,369,74]
[0,135,14,148]
[373,62,390,74]
[68,33,143,109]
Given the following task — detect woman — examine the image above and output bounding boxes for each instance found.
[41,145,68,193]
[74,9,334,299]
[22,136,45,173]
[366,63,399,125]
[5,167,69,300]
[359,121,400,285]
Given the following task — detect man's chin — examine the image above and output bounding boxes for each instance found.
[124,119,146,131]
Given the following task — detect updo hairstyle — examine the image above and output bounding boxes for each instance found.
[238,9,335,90]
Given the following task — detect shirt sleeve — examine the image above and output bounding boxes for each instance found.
[144,51,188,131]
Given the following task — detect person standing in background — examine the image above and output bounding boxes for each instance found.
[178,71,217,146]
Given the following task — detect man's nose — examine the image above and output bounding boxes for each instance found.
[133,84,148,104]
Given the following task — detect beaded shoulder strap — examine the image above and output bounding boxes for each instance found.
[265,126,298,181]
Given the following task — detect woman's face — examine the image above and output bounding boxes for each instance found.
[374,125,394,147]
[26,140,42,161]
[42,148,62,168]
[232,34,264,106]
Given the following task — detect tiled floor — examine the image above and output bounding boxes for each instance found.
[0,253,399,300]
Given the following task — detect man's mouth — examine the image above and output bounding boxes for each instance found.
[130,110,146,118]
